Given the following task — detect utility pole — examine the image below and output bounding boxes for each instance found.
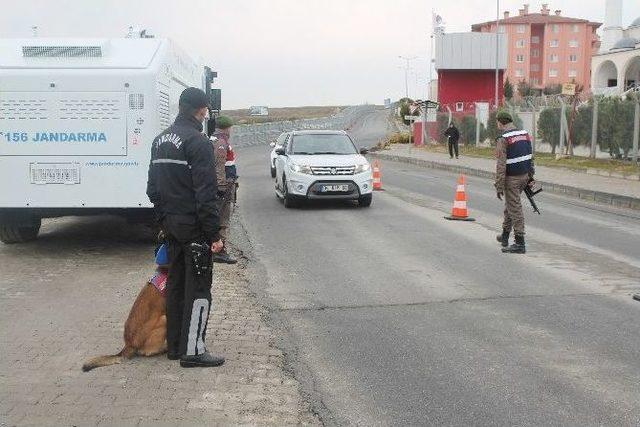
[494,0,500,110]
[399,55,418,99]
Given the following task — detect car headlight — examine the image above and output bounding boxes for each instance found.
[354,163,371,174]
[289,162,313,174]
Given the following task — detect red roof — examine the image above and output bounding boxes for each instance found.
[472,13,601,31]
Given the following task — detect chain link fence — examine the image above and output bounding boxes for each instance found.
[509,92,640,161]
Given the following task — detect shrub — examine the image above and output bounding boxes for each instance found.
[504,78,514,101]
[459,115,478,145]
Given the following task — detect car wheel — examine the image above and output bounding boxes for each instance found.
[358,194,373,208]
[283,178,299,209]
[270,165,276,178]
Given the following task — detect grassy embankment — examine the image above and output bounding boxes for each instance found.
[221,106,346,125]
[380,133,639,176]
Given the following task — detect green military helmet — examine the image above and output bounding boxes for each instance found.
[216,115,234,129]
[495,110,513,123]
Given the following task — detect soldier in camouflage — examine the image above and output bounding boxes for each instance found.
[209,115,238,264]
[494,111,535,254]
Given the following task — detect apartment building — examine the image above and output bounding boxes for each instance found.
[472,3,601,92]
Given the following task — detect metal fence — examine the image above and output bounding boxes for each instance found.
[508,92,640,161]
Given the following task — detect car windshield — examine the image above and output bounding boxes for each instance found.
[290,134,357,155]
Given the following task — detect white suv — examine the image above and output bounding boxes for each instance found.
[269,132,290,178]
[274,130,373,208]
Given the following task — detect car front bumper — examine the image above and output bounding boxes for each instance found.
[286,172,373,200]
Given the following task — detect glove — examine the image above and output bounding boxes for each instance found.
[497,191,503,201]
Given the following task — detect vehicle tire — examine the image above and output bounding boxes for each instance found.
[0,217,41,244]
[283,178,299,209]
[358,194,373,208]
[270,165,276,178]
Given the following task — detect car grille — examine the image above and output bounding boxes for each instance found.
[311,166,355,176]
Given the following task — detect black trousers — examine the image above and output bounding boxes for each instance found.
[448,139,459,158]
[162,214,213,357]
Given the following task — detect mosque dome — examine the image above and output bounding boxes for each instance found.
[611,37,639,50]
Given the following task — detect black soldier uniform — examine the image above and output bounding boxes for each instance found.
[146,87,224,367]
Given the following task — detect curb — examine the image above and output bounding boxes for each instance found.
[369,152,640,211]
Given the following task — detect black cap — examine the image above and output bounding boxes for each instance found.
[179,87,210,109]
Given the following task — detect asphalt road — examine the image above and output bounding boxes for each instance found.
[235,108,640,426]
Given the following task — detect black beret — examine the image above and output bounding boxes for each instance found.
[179,87,209,109]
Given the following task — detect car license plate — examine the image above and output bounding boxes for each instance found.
[321,184,349,192]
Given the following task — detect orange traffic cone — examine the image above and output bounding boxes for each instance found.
[372,160,382,191]
[444,175,475,221]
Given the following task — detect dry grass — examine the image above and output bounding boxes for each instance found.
[221,106,346,125]
[417,144,640,176]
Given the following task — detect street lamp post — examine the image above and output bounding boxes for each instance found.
[399,55,418,99]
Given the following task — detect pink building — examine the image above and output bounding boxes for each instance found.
[472,3,601,92]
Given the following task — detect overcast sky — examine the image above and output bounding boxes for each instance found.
[2,0,639,108]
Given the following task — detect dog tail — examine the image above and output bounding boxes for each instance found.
[82,346,135,372]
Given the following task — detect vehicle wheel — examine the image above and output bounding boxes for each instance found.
[270,166,276,178]
[0,217,41,244]
[283,178,299,209]
[358,194,373,208]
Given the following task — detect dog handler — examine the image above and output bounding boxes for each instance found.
[146,87,225,368]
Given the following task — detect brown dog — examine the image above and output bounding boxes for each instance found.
[82,268,168,372]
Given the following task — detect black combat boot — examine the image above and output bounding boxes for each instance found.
[502,234,526,254]
[496,230,510,247]
[180,351,225,368]
[212,250,237,264]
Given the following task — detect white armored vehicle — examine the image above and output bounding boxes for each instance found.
[0,33,220,243]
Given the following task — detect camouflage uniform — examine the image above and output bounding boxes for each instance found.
[210,131,234,242]
[495,124,534,236]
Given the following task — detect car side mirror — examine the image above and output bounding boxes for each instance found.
[360,148,369,155]
[275,147,286,156]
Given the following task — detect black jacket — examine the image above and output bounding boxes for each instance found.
[444,126,460,142]
[146,114,220,242]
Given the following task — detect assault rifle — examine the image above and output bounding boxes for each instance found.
[524,179,542,214]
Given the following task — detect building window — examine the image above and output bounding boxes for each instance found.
[569,39,578,48]
[568,69,577,78]
[531,77,540,85]
[531,36,540,44]
[515,69,524,78]
[569,54,577,62]
[549,69,558,77]
[549,54,559,63]
[515,54,525,63]
[517,25,526,33]
[572,24,579,33]
[551,24,560,33]
[516,39,526,48]
[532,49,540,58]
[455,102,464,112]
[531,64,540,72]
[550,39,559,47]
[498,26,506,33]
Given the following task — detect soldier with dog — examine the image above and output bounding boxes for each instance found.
[146,87,225,368]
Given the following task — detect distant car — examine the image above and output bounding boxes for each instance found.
[269,132,290,178]
[273,130,373,208]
